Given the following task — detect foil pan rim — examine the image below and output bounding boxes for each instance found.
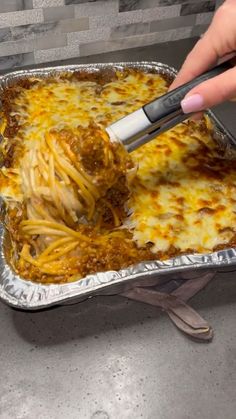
[0,61,235,310]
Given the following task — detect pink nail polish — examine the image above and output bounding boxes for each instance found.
[181,94,204,114]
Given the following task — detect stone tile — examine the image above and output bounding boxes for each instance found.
[11,22,57,40]
[67,27,110,44]
[90,11,141,29]
[0,41,31,57]
[150,14,196,32]
[23,0,34,8]
[60,17,89,32]
[43,5,75,22]
[119,0,140,11]
[80,26,192,56]
[150,26,193,43]
[191,23,208,37]
[90,5,181,28]
[142,5,181,22]
[110,22,150,40]
[75,1,118,18]
[33,32,67,50]
[0,0,24,13]
[196,11,214,25]
[0,28,12,42]
[65,0,98,4]
[0,33,67,57]
[19,51,35,65]
[0,52,34,70]
[80,39,118,56]
[119,0,188,12]
[11,17,89,41]
[0,9,43,28]
[35,44,80,63]
[156,0,193,4]
[0,0,214,69]
[33,0,64,7]
[181,1,216,16]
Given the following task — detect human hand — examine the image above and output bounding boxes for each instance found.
[169,0,236,115]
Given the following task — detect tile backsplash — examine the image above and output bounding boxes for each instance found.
[0,0,218,70]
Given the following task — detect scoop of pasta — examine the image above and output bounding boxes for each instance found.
[19,123,134,227]
[6,124,136,281]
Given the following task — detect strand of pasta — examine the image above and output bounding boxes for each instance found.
[37,241,79,263]
[29,238,42,256]
[48,151,67,223]
[22,143,52,222]
[21,219,92,241]
[101,199,121,227]
[45,132,96,211]
[21,165,32,197]
[37,236,75,259]
[104,144,114,167]
[26,202,41,220]
[52,155,70,185]
[30,201,55,221]
[57,154,95,220]
[53,183,81,224]
[60,141,100,199]
[25,139,81,226]
[42,151,83,223]
[20,244,78,275]
[37,150,50,182]
[22,227,69,236]
[25,167,53,222]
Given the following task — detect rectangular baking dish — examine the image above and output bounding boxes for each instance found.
[1,61,236,310]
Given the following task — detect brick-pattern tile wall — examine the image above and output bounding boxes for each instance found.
[0,0,218,69]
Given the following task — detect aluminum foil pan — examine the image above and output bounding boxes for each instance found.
[0,61,236,310]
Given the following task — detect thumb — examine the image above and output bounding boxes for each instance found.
[181,66,236,114]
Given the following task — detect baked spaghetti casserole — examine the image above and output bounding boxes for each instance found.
[0,68,236,284]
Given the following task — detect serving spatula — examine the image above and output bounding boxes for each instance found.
[106,59,232,152]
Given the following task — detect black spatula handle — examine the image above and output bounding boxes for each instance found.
[143,60,232,124]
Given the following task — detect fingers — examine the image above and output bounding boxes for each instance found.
[189,112,203,121]
[170,1,236,91]
[181,66,236,113]
[170,33,219,91]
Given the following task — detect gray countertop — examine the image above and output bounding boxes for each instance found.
[1,38,236,419]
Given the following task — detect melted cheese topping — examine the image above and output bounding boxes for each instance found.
[130,121,236,253]
[1,68,236,270]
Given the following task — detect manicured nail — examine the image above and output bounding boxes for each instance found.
[181,94,204,114]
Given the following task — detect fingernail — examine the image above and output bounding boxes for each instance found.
[181,94,204,114]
